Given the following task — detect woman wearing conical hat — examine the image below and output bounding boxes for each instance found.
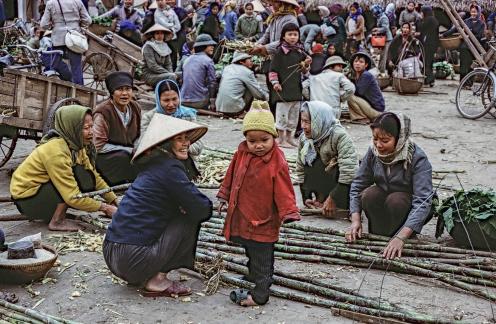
[103,114,212,297]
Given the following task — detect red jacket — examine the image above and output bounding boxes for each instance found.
[217,142,300,243]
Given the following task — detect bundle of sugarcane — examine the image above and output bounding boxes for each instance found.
[0,299,79,324]
[223,40,256,53]
[47,230,104,255]
[195,251,455,324]
[200,216,496,298]
[196,154,232,187]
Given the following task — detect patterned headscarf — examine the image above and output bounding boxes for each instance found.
[371,112,415,169]
[371,4,383,17]
[266,3,298,25]
[299,101,339,166]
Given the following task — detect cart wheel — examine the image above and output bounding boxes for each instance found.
[82,52,117,91]
[43,98,83,135]
[0,131,18,168]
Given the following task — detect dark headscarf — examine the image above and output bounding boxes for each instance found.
[105,71,133,95]
[39,105,96,166]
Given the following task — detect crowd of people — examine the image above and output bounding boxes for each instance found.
[5,0,491,310]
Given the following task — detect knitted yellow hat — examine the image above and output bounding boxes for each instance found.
[242,101,278,137]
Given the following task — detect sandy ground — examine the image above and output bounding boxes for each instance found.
[1,78,496,324]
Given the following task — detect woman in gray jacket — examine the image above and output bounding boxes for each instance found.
[40,0,91,85]
[348,112,434,260]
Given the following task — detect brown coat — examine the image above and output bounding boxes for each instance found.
[92,99,141,151]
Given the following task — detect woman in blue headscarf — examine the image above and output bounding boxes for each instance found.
[136,79,203,160]
[295,101,358,217]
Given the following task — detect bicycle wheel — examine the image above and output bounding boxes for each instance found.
[456,70,495,119]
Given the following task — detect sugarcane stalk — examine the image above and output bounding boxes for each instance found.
[0,300,78,324]
[73,183,130,199]
[219,275,453,324]
[197,249,405,312]
[196,252,407,313]
[0,308,45,324]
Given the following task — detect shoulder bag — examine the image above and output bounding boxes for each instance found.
[56,0,88,54]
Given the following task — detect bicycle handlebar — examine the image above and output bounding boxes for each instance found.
[40,50,64,55]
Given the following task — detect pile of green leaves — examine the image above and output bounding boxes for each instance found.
[433,61,455,80]
[214,52,264,74]
[435,188,496,239]
[91,16,113,27]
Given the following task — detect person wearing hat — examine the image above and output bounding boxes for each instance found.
[142,24,177,87]
[251,0,299,56]
[93,71,141,186]
[347,51,385,124]
[218,101,300,306]
[296,101,358,217]
[216,51,268,116]
[235,2,262,41]
[96,0,143,46]
[299,23,335,53]
[103,114,212,298]
[153,0,181,40]
[220,0,238,41]
[180,34,217,110]
[11,105,117,232]
[303,56,355,112]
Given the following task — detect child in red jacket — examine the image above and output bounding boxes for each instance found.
[217,101,301,307]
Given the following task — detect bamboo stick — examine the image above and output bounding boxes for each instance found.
[73,183,130,199]
[0,308,45,324]
[0,213,28,221]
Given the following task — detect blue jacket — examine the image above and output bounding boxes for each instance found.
[349,144,433,233]
[222,11,238,40]
[354,71,385,111]
[105,154,212,246]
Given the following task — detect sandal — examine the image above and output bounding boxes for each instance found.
[141,281,192,298]
[229,288,249,305]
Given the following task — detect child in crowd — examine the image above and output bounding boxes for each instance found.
[217,101,300,306]
[269,23,311,148]
[310,43,326,75]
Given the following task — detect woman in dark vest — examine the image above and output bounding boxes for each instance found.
[93,71,141,186]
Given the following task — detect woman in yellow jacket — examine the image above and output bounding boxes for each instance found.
[10,105,118,232]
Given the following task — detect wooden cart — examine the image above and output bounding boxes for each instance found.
[84,30,143,91]
[0,68,105,168]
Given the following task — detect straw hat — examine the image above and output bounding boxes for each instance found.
[132,114,208,162]
[232,51,252,63]
[277,0,299,7]
[144,23,173,36]
[318,5,330,18]
[323,56,347,69]
[149,0,157,9]
[251,0,266,12]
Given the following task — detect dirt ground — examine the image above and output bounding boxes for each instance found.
[1,78,496,324]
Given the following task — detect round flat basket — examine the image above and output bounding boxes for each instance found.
[377,77,391,90]
[449,221,496,251]
[440,35,462,50]
[393,77,424,95]
[0,244,58,284]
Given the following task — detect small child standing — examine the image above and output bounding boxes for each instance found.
[217,101,301,306]
[269,23,311,148]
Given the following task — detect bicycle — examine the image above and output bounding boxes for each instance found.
[455,40,496,119]
[2,44,65,78]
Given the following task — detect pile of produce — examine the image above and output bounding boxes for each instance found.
[435,188,496,249]
[91,16,113,27]
[214,52,265,74]
[223,40,256,53]
[433,61,455,80]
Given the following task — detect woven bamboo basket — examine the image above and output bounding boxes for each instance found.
[377,76,391,90]
[0,244,58,284]
[440,35,462,50]
[393,77,424,95]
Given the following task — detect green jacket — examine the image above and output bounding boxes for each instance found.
[295,125,358,185]
[235,14,261,41]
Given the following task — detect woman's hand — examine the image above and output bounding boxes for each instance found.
[100,203,117,218]
[382,236,405,260]
[304,56,312,66]
[322,196,336,217]
[346,213,362,242]
[273,83,282,92]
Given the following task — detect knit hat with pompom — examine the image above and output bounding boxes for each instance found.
[242,101,278,137]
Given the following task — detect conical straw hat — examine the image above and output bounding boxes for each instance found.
[132,114,208,162]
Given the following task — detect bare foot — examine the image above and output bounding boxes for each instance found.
[240,294,259,306]
[145,272,173,292]
[351,118,370,125]
[48,219,82,232]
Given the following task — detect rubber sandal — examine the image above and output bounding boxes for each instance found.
[229,288,249,305]
[141,282,192,298]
